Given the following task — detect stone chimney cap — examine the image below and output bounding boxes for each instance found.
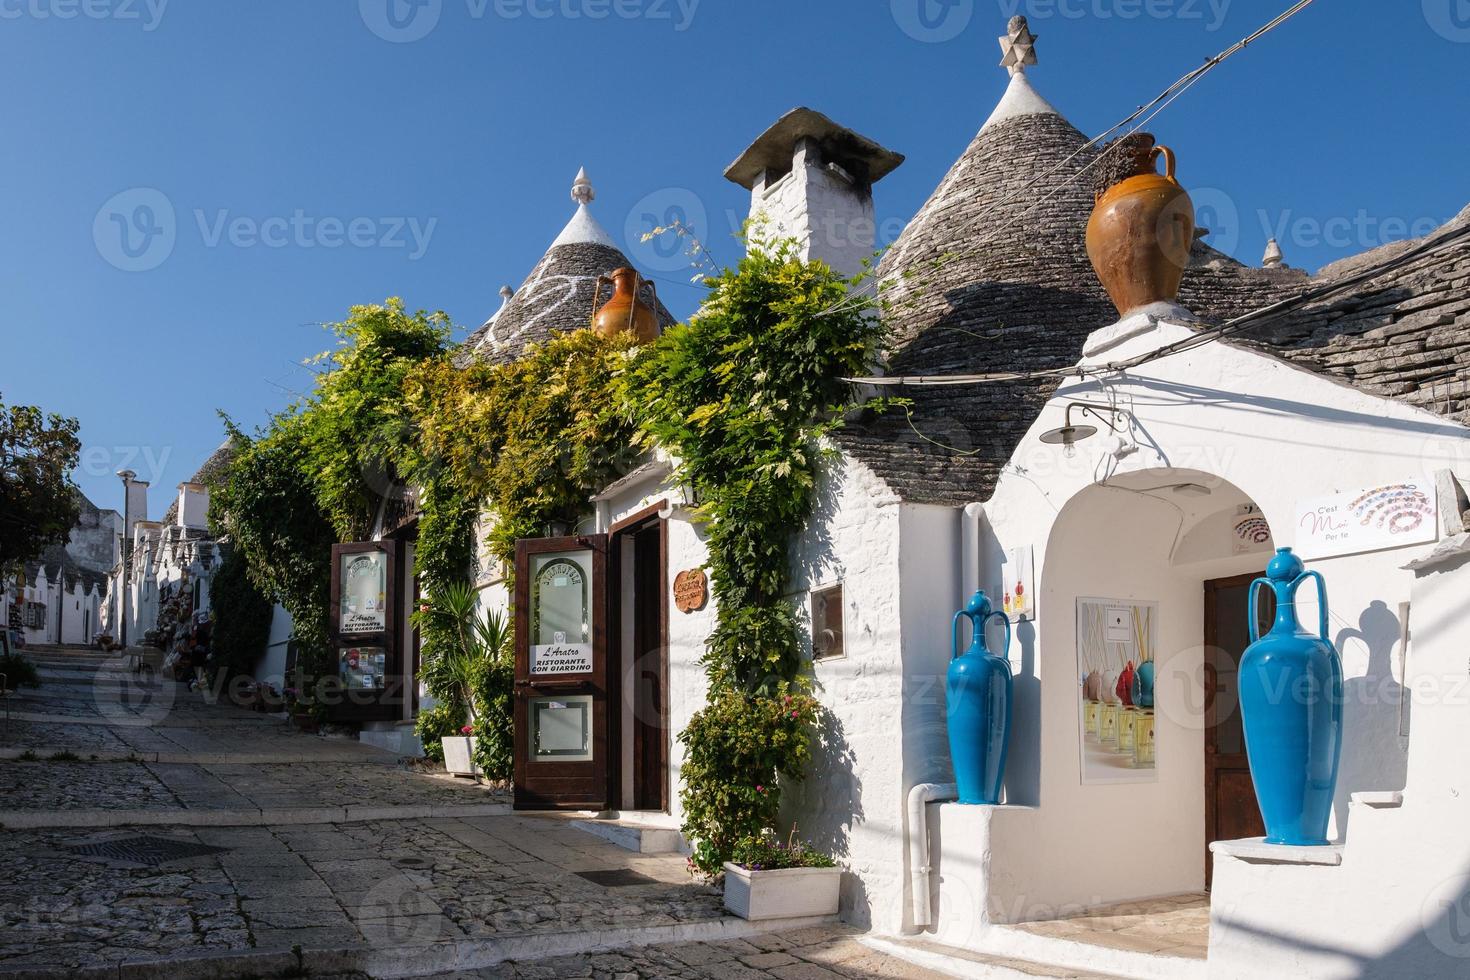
[1263,238,1285,268]
[724,107,905,191]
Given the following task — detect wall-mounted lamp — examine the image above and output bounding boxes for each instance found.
[1039,403,1128,458]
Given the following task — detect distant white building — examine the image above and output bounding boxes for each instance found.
[3,491,117,647]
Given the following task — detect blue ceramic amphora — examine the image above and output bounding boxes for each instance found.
[1239,548,1344,846]
[947,591,1014,805]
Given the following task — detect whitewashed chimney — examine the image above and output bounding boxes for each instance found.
[125,479,149,533]
[725,108,904,279]
[176,482,209,529]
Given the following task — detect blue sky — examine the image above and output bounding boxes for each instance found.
[2,0,1467,518]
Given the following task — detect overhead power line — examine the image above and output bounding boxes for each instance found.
[848,219,1470,387]
[820,0,1319,320]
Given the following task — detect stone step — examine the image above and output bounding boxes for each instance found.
[568,813,687,854]
[874,924,1208,980]
[864,935,1137,979]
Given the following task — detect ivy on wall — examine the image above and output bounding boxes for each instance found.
[211,299,463,683]
[212,238,886,875]
[625,232,885,873]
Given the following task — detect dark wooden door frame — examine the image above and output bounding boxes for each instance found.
[609,504,670,813]
[512,534,612,810]
[328,540,405,723]
[1203,572,1272,888]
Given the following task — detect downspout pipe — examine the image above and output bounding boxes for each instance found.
[908,782,957,928]
[961,502,986,604]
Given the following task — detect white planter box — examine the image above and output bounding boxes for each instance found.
[722,862,841,920]
[442,736,480,777]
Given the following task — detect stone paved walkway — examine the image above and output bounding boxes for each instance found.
[392,926,954,979]
[0,647,940,978]
[0,760,507,814]
[0,815,721,970]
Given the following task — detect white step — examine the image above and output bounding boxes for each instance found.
[863,935,1137,979]
[570,813,686,854]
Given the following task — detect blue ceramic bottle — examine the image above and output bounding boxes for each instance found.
[947,591,1013,805]
[1239,548,1344,846]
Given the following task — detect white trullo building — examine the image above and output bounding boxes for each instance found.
[309,18,1470,976]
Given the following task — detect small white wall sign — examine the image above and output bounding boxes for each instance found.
[1293,479,1439,560]
[531,643,594,675]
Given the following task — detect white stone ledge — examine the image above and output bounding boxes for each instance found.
[1209,837,1344,866]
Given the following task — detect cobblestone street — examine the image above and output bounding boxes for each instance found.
[0,648,942,979]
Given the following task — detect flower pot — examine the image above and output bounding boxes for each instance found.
[946,591,1013,805]
[722,863,841,921]
[1240,549,1344,846]
[442,736,480,777]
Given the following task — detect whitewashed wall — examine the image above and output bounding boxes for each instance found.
[924,312,1470,947]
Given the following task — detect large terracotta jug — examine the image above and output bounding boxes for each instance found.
[591,267,660,343]
[1086,136,1195,316]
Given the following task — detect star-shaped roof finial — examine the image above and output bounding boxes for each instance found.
[999,16,1039,75]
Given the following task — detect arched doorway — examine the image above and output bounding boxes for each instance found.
[1037,468,1275,899]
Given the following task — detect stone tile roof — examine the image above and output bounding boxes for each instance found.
[460,240,674,366]
[1236,205,1470,423]
[838,83,1470,506]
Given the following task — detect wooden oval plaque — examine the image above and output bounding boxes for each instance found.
[673,568,708,613]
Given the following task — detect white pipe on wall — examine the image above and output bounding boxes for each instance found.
[961,502,986,603]
[908,781,958,928]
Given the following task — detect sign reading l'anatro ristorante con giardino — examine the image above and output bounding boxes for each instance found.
[339,551,388,635]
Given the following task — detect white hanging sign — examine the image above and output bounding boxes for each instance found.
[1293,479,1439,560]
[531,636,594,675]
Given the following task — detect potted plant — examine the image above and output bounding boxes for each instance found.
[416,583,511,779]
[442,723,480,777]
[722,829,840,921]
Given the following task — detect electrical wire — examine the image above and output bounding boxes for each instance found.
[817,0,1319,319]
[848,219,1470,387]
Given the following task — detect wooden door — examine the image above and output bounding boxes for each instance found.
[1204,573,1273,887]
[630,522,668,811]
[513,535,611,810]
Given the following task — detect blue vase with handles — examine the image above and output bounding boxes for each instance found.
[1239,548,1344,846]
[947,591,1013,805]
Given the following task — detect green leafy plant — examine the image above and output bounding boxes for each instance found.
[729,828,836,871]
[678,688,822,874]
[0,651,40,689]
[627,226,885,873]
[0,393,82,574]
[413,581,514,779]
[207,543,274,687]
[413,700,463,764]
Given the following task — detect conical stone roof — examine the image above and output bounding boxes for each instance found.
[462,170,674,365]
[842,47,1117,505]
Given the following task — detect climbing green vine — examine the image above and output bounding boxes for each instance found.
[625,231,885,873]
[212,236,885,872]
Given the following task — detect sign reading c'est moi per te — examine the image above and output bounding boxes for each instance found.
[1293,479,1439,560]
